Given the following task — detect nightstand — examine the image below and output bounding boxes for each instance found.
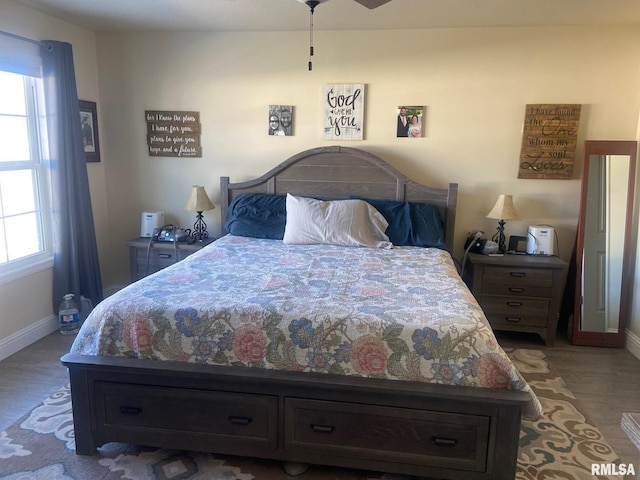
[464,253,568,346]
[126,237,216,282]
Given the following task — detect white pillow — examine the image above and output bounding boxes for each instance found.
[283,194,392,249]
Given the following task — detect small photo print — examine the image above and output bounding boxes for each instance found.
[79,100,100,162]
[268,105,293,136]
[81,112,95,152]
[396,106,424,138]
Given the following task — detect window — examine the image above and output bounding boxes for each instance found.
[0,69,51,283]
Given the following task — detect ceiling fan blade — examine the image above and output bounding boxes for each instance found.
[353,0,393,9]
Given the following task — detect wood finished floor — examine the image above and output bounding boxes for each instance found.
[498,330,640,467]
[0,330,639,468]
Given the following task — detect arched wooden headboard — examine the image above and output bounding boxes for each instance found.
[220,146,458,252]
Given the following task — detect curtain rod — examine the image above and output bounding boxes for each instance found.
[0,29,43,46]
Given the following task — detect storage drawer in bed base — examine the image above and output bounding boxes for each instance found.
[63,353,529,480]
[95,382,278,455]
[284,398,490,472]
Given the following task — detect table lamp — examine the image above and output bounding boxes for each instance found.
[184,185,215,241]
[486,194,519,253]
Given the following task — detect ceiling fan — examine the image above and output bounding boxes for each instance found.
[296,0,393,10]
[351,0,393,8]
[296,0,393,70]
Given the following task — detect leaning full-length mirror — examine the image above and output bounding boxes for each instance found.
[572,140,637,347]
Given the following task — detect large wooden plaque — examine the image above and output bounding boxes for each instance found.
[145,111,202,157]
[518,104,581,179]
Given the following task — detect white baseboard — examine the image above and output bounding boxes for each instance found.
[0,285,126,362]
[625,329,640,361]
[0,314,58,362]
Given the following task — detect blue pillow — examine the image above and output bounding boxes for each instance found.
[225,193,286,239]
[355,198,446,249]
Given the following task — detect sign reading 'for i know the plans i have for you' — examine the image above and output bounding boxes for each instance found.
[146,110,202,157]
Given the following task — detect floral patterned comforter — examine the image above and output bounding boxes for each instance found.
[71,235,543,420]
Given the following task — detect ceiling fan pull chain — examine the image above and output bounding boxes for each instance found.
[308,2,315,70]
[305,0,320,71]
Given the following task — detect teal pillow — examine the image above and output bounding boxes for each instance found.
[355,198,446,249]
[225,193,286,239]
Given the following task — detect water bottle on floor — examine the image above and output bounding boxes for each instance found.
[59,294,80,335]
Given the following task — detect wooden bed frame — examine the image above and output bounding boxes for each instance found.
[62,146,530,480]
[220,145,458,252]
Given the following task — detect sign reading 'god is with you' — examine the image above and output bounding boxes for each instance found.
[518,104,581,179]
[145,110,202,157]
[322,84,365,141]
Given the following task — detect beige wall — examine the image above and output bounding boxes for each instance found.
[95,27,640,348]
[0,0,107,344]
[96,27,640,279]
[2,0,640,353]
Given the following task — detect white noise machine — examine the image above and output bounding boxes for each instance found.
[526,225,555,256]
[140,211,165,238]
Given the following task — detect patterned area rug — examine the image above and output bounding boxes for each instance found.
[0,349,622,480]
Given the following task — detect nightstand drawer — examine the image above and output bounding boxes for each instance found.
[127,237,216,282]
[482,266,552,288]
[135,248,191,267]
[481,282,552,298]
[132,249,192,279]
[480,295,549,327]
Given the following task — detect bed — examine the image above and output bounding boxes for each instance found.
[62,146,541,480]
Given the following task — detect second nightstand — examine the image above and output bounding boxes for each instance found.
[127,237,216,282]
[464,253,568,346]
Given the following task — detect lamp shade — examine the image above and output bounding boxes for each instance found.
[184,185,215,212]
[486,194,519,220]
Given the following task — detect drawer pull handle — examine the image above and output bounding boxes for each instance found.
[506,317,522,323]
[510,272,526,277]
[158,253,172,259]
[432,437,458,447]
[311,424,335,434]
[508,287,525,293]
[228,416,252,425]
[119,406,142,415]
[507,301,523,307]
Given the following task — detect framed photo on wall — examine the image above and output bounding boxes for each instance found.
[268,105,294,136]
[79,100,100,162]
[396,106,424,138]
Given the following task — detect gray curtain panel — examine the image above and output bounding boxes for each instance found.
[40,40,103,312]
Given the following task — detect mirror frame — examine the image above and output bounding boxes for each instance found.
[572,140,637,347]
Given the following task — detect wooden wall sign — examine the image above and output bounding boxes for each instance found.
[518,104,581,179]
[322,84,365,141]
[145,111,202,157]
